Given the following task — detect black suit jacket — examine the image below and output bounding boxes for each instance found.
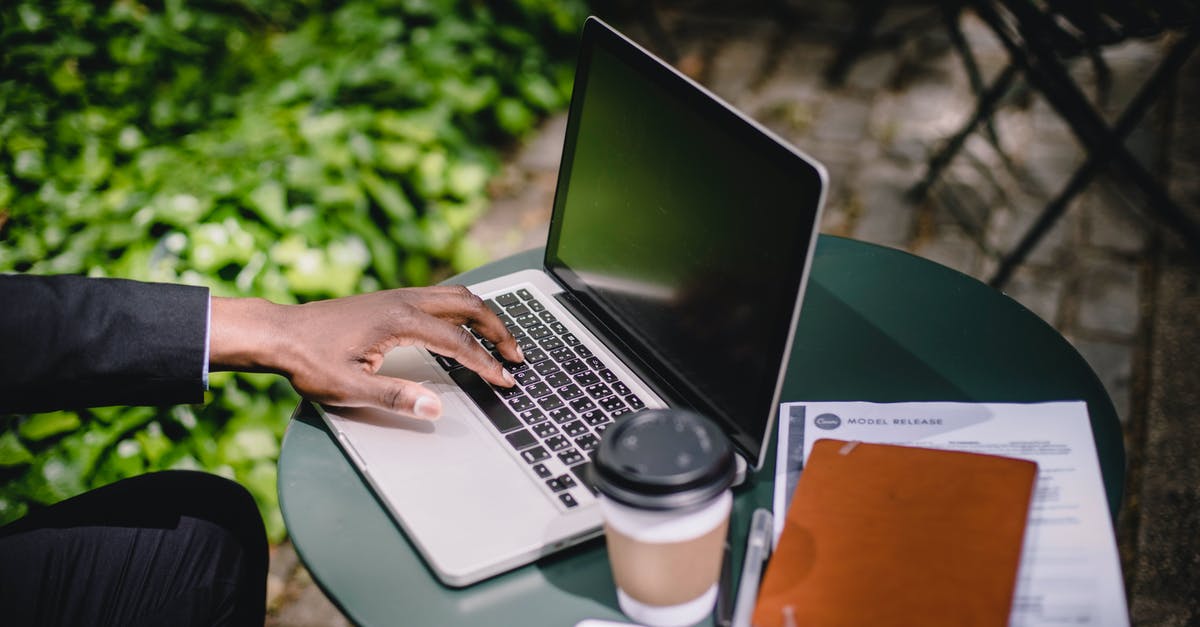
[0,275,209,414]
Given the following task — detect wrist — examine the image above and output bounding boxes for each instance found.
[209,297,293,374]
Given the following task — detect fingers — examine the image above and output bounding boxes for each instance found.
[406,285,524,364]
[359,376,443,419]
[406,308,517,389]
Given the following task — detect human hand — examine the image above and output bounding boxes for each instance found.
[210,286,522,419]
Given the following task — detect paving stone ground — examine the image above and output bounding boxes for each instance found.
[269,2,1200,624]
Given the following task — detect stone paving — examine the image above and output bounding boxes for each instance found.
[269,2,1200,624]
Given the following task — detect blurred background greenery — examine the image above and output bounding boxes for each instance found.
[0,0,589,541]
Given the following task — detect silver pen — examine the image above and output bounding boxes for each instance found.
[731,508,774,627]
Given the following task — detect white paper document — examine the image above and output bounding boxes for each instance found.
[773,400,1128,627]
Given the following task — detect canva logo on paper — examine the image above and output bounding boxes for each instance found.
[813,413,842,430]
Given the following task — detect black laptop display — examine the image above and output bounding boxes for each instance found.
[546,22,826,463]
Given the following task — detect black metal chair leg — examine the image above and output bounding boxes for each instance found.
[907,63,1019,201]
[980,12,1200,286]
[825,0,887,86]
[941,1,1001,148]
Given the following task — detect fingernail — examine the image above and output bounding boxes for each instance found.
[503,370,517,387]
[414,395,441,420]
[516,346,525,362]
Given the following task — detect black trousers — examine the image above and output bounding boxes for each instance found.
[0,471,267,626]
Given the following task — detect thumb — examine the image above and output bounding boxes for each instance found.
[360,375,443,420]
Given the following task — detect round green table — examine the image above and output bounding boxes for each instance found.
[278,235,1124,626]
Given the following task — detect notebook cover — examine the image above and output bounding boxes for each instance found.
[752,439,1037,627]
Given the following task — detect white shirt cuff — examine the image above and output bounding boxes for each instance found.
[203,294,212,389]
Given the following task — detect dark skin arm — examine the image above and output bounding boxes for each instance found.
[209,285,522,420]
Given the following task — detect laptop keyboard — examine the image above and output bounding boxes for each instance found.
[433,286,648,511]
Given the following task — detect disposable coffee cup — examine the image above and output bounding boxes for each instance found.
[589,409,736,627]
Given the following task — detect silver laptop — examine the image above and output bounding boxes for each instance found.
[316,16,827,587]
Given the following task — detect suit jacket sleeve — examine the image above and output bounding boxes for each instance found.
[0,275,210,413]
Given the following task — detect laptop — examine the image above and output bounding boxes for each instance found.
[316,16,827,587]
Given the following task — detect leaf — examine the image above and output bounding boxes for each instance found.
[361,170,415,221]
[18,411,82,442]
[247,181,288,229]
[495,98,535,136]
[0,431,35,468]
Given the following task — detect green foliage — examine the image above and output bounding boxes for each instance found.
[0,0,587,540]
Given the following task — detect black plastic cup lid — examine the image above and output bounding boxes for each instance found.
[589,409,735,511]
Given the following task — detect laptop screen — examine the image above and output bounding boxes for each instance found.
[545,19,826,466]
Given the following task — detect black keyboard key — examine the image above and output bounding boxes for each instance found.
[548,408,575,424]
[505,323,525,339]
[545,478,566,492]
[585,356,605,370]
[574,371,600,386]
[525,382,553,398]
[612,382,631,396]
[484,298,504,315]
[558,474,577,489]
[574,434,599,452]
[558,450,585,466]
[581,410,608,426]
[550,322,568,335]
[509,395,535,412]
[497,312,513,326]
[448,368,522,433]
[570,462,598,495]
[524,347,548,363]
[586,383,612,399]
[517,337,537,352]
[538,311,557,324]
[594,422,612,434]
[600,396,627,413]
[610,407,632,417]
[545,435,571,452]
[519,409,547,425]
[574,345,593,358]
[495,384,524,399]
[562,359,588,375]
[626,394,645,410]
[534,360,561,376]
[515,313,540,328]
[545,371,571,388]
[599,369,619,383]
[514,370,540,386]
[533,422,558,438]
[527,325,552,340]
[506,430,537,450]
[563,420,588,438]
[503,359,528,373]
[481,338,495,351]
[559,493,579,508]
[570,397,597,413]
[507,303,531,317]
[538,395,565,410]
[538,337,564,351]
[521,446,549,464]
[562,333,581,346]
[529,299,545,312]
[495,293,520,308]
[533,463,552,478]
[517,288,534,301]
[549,347,575,363]
[559,384,584,400]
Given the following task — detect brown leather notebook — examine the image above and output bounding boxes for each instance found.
[753,439,1037,627]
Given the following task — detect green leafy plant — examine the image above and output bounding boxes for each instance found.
[0,0,587,541]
